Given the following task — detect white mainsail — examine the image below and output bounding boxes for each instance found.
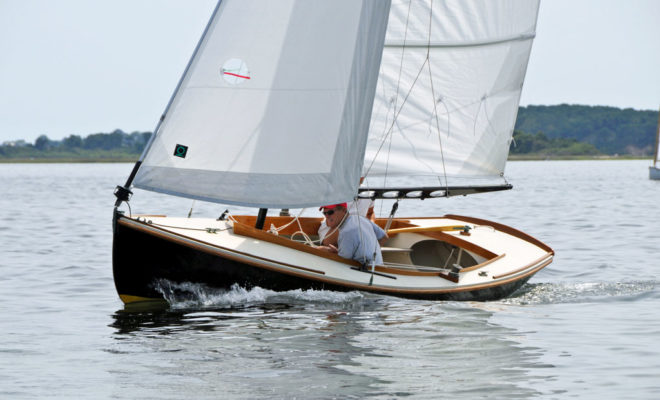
[364,0,540,188]
[133,0,391,208]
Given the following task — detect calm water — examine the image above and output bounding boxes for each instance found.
[1,160,659,399]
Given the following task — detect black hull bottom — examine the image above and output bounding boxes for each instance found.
[113,214,531,303]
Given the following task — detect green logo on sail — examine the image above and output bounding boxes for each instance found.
[173,144,188,158]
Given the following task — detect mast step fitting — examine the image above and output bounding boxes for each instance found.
[114,185,133,202]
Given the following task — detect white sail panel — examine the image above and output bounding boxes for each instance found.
[134,0,391,208]
[364,0,539,186]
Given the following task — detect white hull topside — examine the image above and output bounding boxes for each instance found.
[114,213,553,301]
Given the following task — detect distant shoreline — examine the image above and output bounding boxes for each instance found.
[0,157,137,163]
[507,154,648,161]
[0,155,650,163]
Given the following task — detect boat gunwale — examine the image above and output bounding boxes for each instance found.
[443,214,555,254]
[116,214,553,296]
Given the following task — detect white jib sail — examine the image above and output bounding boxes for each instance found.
[364,0,540,188]
[134,0,391,208]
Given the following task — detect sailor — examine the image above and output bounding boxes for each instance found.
[318,198,374,245]
[317,203,387,265]
[318,177,374,244]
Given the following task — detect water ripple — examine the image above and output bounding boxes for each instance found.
[504,281,658,305]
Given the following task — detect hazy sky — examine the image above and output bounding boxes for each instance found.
[1,0,659,143]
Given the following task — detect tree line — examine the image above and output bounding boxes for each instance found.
[0,129,151,161]
[1,104,657,161]
[514,104,658,156]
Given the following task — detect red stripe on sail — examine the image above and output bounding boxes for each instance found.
[223,72,250,80]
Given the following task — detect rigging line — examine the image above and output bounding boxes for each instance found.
[396,119,437,174]
[268,208,306,233]
[364,61,428,175]
[373,81,392,142]
[393,0,414,115]
[187,200,196,218]
[430,96,484,120]
[355,199,367,265]
[267,208,319,247]
[376,129,394,219]
[353,200,379,267]
[363,57,430,177]
[425,0,449,189]
[365,0,415,178]
[482,97,497,138]
[146,221,231,233]
[473,98,483,137]
[475,96,507,180]
[382,107,395,202]
[377,0,413,212]
[482,98,510,182]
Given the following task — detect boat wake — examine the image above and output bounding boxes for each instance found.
[503,280,658,305]
[153,279,657,309]
[153,280,368,310]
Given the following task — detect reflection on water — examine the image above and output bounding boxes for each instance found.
[109,285,555,398]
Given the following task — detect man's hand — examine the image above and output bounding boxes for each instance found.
[317,244,338,254]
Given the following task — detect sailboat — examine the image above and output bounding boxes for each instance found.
[650,106,660,180]
[112,0,553,304]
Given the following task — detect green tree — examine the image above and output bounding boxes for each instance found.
[34,135,52,151]
[515,104,657,155]
[84,130,124,150]
[62,134,83,149]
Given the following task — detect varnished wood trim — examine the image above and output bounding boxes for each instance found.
[374,218,415,230]
[459,253,506,273]
[233,215,322,237]
[492,253,553,279]
[387,225,469,235]
[445,214,554,254]
[233,222,361,267]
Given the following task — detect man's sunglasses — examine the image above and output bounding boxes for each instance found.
[323,210,335,216]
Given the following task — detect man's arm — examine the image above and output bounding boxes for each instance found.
[371,220,388,245]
